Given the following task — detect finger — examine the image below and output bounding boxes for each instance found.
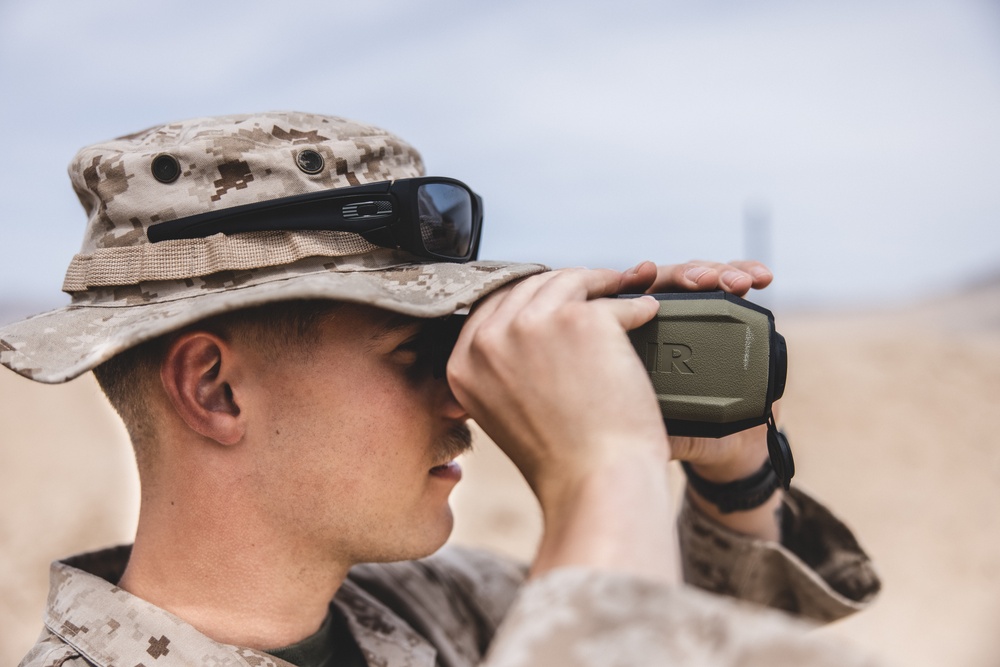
[646,262,723,293]
[456,271,564,355]
[687,261,756,295]
[689,260,773,294]
[727,260,773,289]
[592,295,660,331]
[466,268,587,334]
[617,260,659,294]
[524,267,626,314]
[649,261,755,296]
[470,270,562,322]
[458,269,623,352]
[478,268,624,331]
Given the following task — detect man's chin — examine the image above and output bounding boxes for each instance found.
[358,505,455,565]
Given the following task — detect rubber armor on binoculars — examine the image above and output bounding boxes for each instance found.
[620,292,787,438]
[431,290,786,439]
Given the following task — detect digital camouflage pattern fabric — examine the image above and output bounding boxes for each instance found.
[0,112,546,384]
[0,257,542,384]
[64,111,426,288]
[20,492,880,667]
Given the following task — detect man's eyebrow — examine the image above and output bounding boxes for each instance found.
[367,313,424,346]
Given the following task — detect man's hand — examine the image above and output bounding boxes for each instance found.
[447,268,668,495]
[619,259,773,297]
[446,259,782,577]
[447,268,679,583]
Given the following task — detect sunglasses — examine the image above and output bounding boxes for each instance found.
[147,177,483,262]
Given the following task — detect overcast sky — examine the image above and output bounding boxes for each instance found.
[1,0,998,319]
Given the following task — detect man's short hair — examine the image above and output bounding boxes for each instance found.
[92,299,340,459]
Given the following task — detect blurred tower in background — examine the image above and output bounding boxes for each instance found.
[743,199,773,308]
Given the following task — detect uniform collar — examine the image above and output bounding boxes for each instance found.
[44,546,436,667]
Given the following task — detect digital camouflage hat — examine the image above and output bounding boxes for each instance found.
[0,111,545,384]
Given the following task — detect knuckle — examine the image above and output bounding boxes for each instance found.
[469,320,506,356]
[445,362,465,391]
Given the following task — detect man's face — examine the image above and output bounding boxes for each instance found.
[235,303,471,566]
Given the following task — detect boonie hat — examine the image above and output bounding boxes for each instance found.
[0,111,545,384]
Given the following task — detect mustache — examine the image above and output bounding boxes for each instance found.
[437,422,473,462]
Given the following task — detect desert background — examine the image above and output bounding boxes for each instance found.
[2,283,998,666]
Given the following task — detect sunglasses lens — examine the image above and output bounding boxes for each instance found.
[417,183,474,258]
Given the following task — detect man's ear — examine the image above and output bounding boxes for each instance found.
[160,331,246,446]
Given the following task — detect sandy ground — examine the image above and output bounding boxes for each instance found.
[2,287,999,666]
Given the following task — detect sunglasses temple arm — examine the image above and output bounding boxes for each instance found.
[148,198,393,242]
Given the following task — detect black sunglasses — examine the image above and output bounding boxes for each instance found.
[146,177,483,262]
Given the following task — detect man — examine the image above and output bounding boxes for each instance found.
[2,111,879,667]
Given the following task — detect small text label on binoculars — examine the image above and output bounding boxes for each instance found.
[644,342,694,374]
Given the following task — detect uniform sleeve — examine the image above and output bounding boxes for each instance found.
[421,486,881,631]
[678,486,881,621]
[482,568,882,667]
[352,488,881,667]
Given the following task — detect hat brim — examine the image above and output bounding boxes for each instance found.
[0,258,546,384]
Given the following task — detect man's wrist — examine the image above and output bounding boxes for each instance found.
[687,448,770,484]
[534,444,670,512]
[531,451,679,584]
[682,459,780,514]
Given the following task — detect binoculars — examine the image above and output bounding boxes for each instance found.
[432,290,786,440]
[620,291,786,438]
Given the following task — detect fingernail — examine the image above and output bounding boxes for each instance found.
[685,267,709,282]
[751,267,772,280]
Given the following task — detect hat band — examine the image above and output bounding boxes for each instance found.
[62,230,379,292]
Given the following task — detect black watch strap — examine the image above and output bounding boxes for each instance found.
[682,459,781,514]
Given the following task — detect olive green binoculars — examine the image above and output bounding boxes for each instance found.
[430,290,785,439]
[620,292,786,438]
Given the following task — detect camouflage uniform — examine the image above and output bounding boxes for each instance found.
[20,490,879,667]
[3,113,880,666]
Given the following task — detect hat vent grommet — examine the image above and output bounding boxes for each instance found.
[151,154,181,183]
[296,149,325,174]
